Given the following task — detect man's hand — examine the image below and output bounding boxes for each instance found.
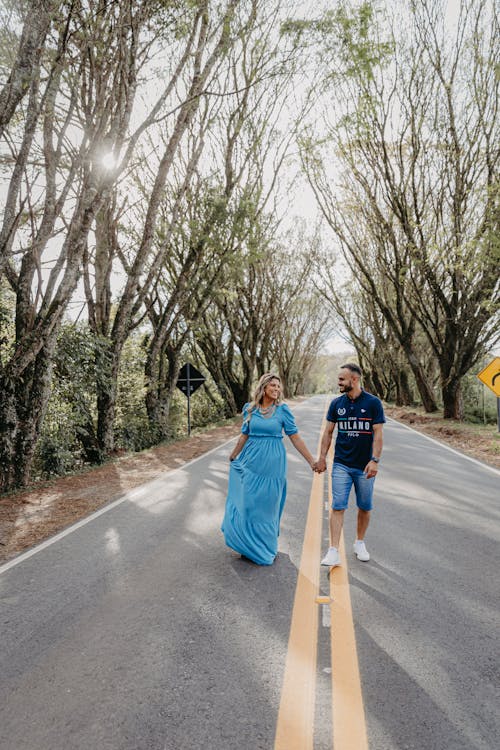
[364,460,379,479]
[314,457,327,473]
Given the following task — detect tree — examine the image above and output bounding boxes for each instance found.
[269,237,332,398]
[170,1,308,415]
[314,263,419,403]
[1,0,151,489]
[82,0,271,452]
[140,0,299,435]
[0,0,223,489]
[301,0,499,418]
[401,0,500,417]
[193,202,283,413]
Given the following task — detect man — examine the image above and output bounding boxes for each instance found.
[316,363,385,567]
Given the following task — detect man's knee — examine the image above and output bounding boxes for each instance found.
[331,509,345,522]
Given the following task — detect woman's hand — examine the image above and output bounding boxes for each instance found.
[229,434,249,462]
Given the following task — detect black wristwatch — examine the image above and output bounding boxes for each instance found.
[371,457,380,463]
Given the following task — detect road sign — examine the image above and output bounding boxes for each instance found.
[476,357,500,397]
[176,363,206,396]
[176,363,206,435]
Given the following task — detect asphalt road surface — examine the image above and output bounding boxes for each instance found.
[1,396,498,750]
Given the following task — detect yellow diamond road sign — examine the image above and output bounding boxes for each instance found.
[477,357,500,397]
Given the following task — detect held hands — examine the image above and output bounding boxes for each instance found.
[312,457,327,473]
[310,458,378,476]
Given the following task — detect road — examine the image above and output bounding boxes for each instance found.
[0,396,498,750]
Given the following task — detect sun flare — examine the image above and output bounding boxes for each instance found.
[100,152,117,170]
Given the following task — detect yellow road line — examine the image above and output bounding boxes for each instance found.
[274,423,325,750]
[274,412,368,750]
[328,478,369,749]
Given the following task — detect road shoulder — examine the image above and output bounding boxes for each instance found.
[0,420,240,563]
[384,405,500,471]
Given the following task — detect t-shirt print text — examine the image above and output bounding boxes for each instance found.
[337,415,373,436]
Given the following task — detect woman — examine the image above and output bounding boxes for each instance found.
[221,373,316,565]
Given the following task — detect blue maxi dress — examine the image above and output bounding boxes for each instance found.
[221,403,298,565]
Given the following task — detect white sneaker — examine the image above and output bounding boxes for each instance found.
[353,540,370,561]
[321,547,341,567]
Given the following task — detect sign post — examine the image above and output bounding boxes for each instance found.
[176,363,206,436]
[476,356,500,432]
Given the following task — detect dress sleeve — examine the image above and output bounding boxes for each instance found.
[241,403,250,434]
[281,403,298,435]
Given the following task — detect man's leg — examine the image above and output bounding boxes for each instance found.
[353,470,374,561]
[356,509,370,540]
[330,509,346,548]
[321,464,352,567]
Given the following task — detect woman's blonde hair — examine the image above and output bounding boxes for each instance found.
[244,373,281,422]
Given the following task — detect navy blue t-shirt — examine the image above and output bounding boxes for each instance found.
[326,390,385,470]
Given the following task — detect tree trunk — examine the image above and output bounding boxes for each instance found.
[229,377,250,413]
[369,369,385,399]
[405,350,438,412]
[96,386,116,456]
[216,381,239,417]
[0,377,18,492]
[395,368,413,406]
[76,419,102,464]
[96,345,120,456]
[145,391,172,440]
[0,339,55,492]
[145,346,181,440]
[278,365,292,399]
[293,374,306,397]
[442,378,464,420]
[15,341,56,485]
[354,350,381,397]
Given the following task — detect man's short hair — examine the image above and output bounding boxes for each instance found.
[340,362,362,377]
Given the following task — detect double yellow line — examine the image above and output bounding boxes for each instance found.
[274,421,368,750]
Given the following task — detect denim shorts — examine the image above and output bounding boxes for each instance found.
[331,462,375,511]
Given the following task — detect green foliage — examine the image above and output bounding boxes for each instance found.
[280,19,310,38]
[189,385,226,430]
[36,402,79,478]
[54,324,107,412]
[0,280,15,366]
[33,323,101,478]
[281,1,393,81]
[114,334,157,451]
[33,325,229,477]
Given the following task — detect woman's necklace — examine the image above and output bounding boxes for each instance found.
[259,402,276,417]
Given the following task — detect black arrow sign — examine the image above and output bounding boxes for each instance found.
[176,363,206,435]
[176,363,206,396]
